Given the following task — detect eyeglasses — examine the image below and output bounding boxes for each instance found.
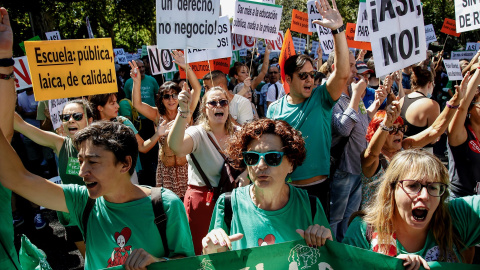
[399,180,447,197]
[297,71,316,80]
[390,125,407,135]
[60,112,84,122]
[163,94,178,100]
[206,99,229,108]
[242,151,285,167]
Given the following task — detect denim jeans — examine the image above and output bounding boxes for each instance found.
[329,169,362,242]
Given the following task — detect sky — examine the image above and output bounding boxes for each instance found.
[220,0,235,18]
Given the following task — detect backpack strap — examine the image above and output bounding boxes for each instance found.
[151,187,169,257]
[308,195,317,223]
[190,153,214,190]
[223,192,233,232]
[82,197,96,243]
[273,83,279,100]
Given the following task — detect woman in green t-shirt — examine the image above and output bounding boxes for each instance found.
[202,119,332,254]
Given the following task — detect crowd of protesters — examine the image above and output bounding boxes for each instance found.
[1,0,480,269]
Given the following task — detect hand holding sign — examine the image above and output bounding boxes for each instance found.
[202,228,244,254]
[296,225,333,248]
[0,7,12,58]
[312,0,343,31]
[171,50,186,70]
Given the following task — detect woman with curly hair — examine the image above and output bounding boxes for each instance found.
[128,51,201,199]
[201,119,332,254]
[344,149,480,269]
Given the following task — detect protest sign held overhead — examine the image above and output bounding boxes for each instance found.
[424,24,437,46]
[13,56,32,91]
[231,33,257,51]
[147,46,177,75]
[232,0,282,40]
[443,59,463,81]
[45,31,61,40]
[291,9,312,35]
[451,50,476,60]
[186,16,232,63]
[307,0,322,32]
[24,38,116,101]
[455,0,480,33]
[178,57,230,79]
[367,0,427,77]
[156,0,220,49]
[346,23,372,51]
[316,24,334,55]
[466,42,480,51]
[440,18,461,37]
[48,98,68,131]
[355,0,370,42]
[114,48,128,64]
[265,31,284,52]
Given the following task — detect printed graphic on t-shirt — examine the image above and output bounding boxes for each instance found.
[468,140,480,154]
[258,234,276,246]
[424,246,456,262]
[107,227,133,267]
[66,157,80,175]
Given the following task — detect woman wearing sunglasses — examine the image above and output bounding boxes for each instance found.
[13,99,94,257]
[344,149,480,268]
[360,73,472,210]
[201,119,332,254]
[168,85,238,255]
[128,51,201,200]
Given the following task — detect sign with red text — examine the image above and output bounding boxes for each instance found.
[265,31,284,52]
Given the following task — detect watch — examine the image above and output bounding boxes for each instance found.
[331,24,346,35]
[0,72,14,80]
[0,58,14,67]
[379,122,393,132]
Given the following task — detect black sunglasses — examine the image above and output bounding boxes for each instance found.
[60,112,84,122]
[390,125,407,135]
[207,99,229,108]
[163,94,178,100]
[297,71,317,80]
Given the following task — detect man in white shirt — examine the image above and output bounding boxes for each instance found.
[266,65,286,108]
[202,70,253,125]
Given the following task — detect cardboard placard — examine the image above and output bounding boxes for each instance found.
[265,31,284,52]
[440,18,461,37]
[291,9,312,35]
[178,57,230,79]
[424,24,437,46]
[466,42,480,51]
[45,31,61,41]
[48,98,68,130]
[147,46,177,75]
[443,59,463,81]
[24,38,117,101]
[316,25,334,55]
[455,0,480,33]
[307,0,322,32]
[232,0,283,40]
[354,0,370,42]
[346,23,372,51]
[451,50,476,60]
[13,56,32,91]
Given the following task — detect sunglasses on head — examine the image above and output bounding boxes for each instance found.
[60,112,84,122]
[242,151,284,167]
[207,99,228,108]
[163,94,178,100]
[297,71,316,80]
[390,125,407,135]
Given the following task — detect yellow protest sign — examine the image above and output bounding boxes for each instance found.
[24,38,116,101]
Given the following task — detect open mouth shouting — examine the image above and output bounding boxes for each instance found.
[214,111,224,118]
[85,181,98,189]
[412,207,429,221]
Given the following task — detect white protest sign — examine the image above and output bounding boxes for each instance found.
[455,0,480,33]
[292,37,306,53]
[355,0,370,42]
[424,24,437,46]
[307,0,322,32]
[443,60,464,81]
[45,31,61,40]
[265,31,284,52]
[451,50,476,60]
[466,42,480,51]
[316,26,334,55]
[232,0,282,40]
[114,48,128,64]
[367,0,426,77]
[147,46,177,75]
[48,98,68,130]
[186,16,232,63]
[13,56,32,91]
[156,0,220,49]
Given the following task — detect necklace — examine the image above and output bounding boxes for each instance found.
[414,91,427,97]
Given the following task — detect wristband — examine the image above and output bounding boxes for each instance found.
[446,102,459,109]
[0,72,14,80]
[177,107,190,118]
[0,58,14,67]
[331,24,346,35]
[380,122,393,132]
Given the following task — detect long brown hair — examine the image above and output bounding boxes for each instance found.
[196,86,235,135]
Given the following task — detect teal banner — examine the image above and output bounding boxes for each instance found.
[105,240,479,270]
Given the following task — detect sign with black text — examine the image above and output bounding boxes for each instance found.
[307,0,322,32]
[147,46,177,75]
[45,31,61,41]
[424,24,437,47]
[355,0,370,42]
[451,50,476,60]
[443,59,463,81]
[232,0,282,40]
[455,0,480,33]
[466,42,480,51]
[316,25,334,55]
[48,98,68,130]
[367,0,426,77]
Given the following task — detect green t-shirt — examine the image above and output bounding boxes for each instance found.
[209,184,331,250]
[62,184,194,269]
[58,137,83,186]
[123,75,159,119]
[116,116,142,172]
[0,184,21,269]
[343,196,480,263]
[118,99,133,120]
[266,83,336,180]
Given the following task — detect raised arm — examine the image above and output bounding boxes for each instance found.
[462,50,480,76]
[313,0,349,101]
[14,112,64,154]
[403,73,472,150]
[367,84,388,118]
[167,83,195,156]
[172,50,201,114]
[129,60,159,122]
[0,7,14,142]
[448,70,480,147]
[251,44,272,89]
